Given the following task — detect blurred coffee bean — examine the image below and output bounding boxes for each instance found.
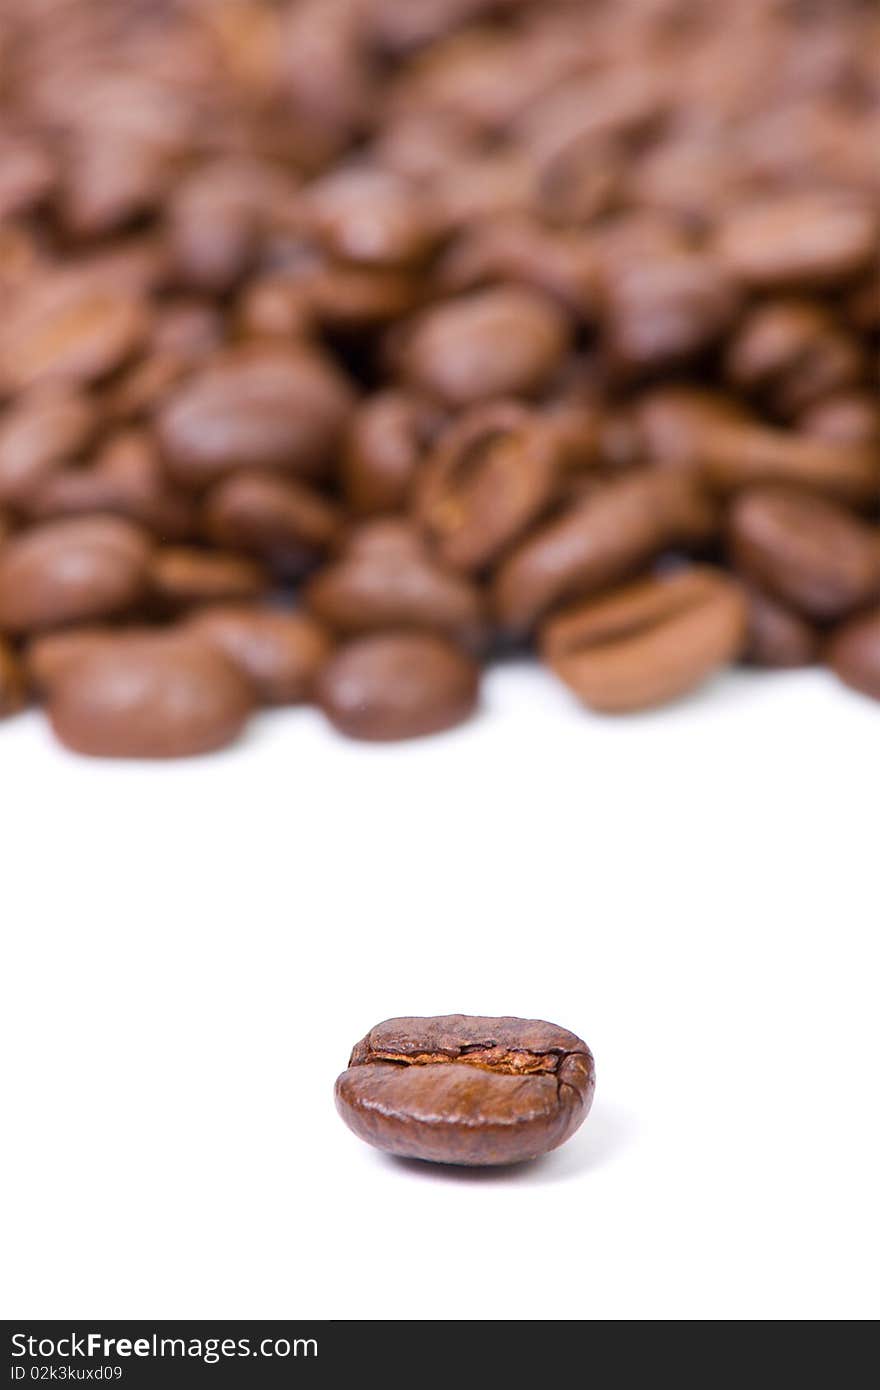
[494,471,717,634]
[742,587,820,669]
[343,391,443,516]
[401,286,571,405]
[0,516,152,634]
[157,344,356,488]
[827,609,880,704]
[306,520,484,647]
[47,631,256,759]
[416,401,560,571]
[149,547,270,610]
[317,632,479,741]
[203,472,341,579]
[185,606,332,706]
[729,487,880,621]
[715,193,877,289]
[541,568,747,713]
[0,385,97,509]
[0,638,26,717]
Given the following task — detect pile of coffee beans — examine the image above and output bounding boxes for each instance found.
[0,0,877,756]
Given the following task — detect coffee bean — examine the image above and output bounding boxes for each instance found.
[742,587,820,670]
[47,632,256,759]
[343,391,442,517]
[149,547,269,610]
[402,287,571,406]
[729,487,880,621]
[335,1015,594,1166]
[0,385,97,509]
[702,420,879,507]
[306,521,484,647]
[0,517,152,634]
[827,609,880,704]
[202,472,341,579]
[541,567,747,713]
[302,166,439,267]
[716,194,877,289]
[184,606,331,706]
[494,471,717,634]
[416,401,561,572]
[600,250,739,374]
[157,345,356,488]
[0,638,26,718]
[317,633,479,741]
[0,269,148,393]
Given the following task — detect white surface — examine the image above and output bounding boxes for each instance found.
[1,663,877,1322]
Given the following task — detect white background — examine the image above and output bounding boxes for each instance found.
[2,664,877,1321]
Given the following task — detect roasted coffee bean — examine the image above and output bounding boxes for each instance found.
[317,633,479,741]
[0,517,152,634]
[0,269,148,393]
[742,586,820,670]
[157,345,355,489]
[149,548,269,610]
[716,194,877,289]
[301,166,439,267]
[203,472,341,579]
[494,471,717,634]
[0,638,26,718]
[306,521,484,647]
[335,1015,594,1166]
[24,627,116,696]
[401,286,571,406]
[701,420,879,507]
[600,251,739,375]
[827,609,880,704]
[416,402,561,572]
[725,301,862,417]
[185,606,331,706]
[47,632,256,759]
[342,391,443,516]
[541,568,747,713]
[26,430,194,540]
[729,487,880,622]
[798,393,880,448]
[0,385,97,510]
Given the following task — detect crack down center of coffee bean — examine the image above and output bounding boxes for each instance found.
[365,1045,562,1076]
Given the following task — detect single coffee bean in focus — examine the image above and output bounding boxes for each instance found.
[336,1015,595,1166]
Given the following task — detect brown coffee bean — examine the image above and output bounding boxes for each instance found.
[0,516,152,634]
[798,393,880,448]
[149,548,269,610]
[435,217,598,315]
[47,631,256,759]
[417,401,561,572]
[317,632,479,741]
[716,193,877,289]
[0,385,97,509]
[401,286,570,405]
[342,391,442,516]
[0,269,148,392]
[185,606,331,706]
[59,134,169,240]
[541,567,747,713]
[0,133,55,220]
[235,274,314,341]
[600,251,739,374]
[24,627,116,696]
[742,586,820,669]
[301,166,439,267]
[306,520,484,647]
[157,344,356,489]
[634,387,748,474]
[0,638,27,718]
[167,159,295,294]
[702,420,878,507]
[827,608,880,703]
[335,1015,594,1166]
[725,301,862,416]
[26,430,194,540]
[494,470,717,634]
[203,472,341,579]
[729,487,880,621]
